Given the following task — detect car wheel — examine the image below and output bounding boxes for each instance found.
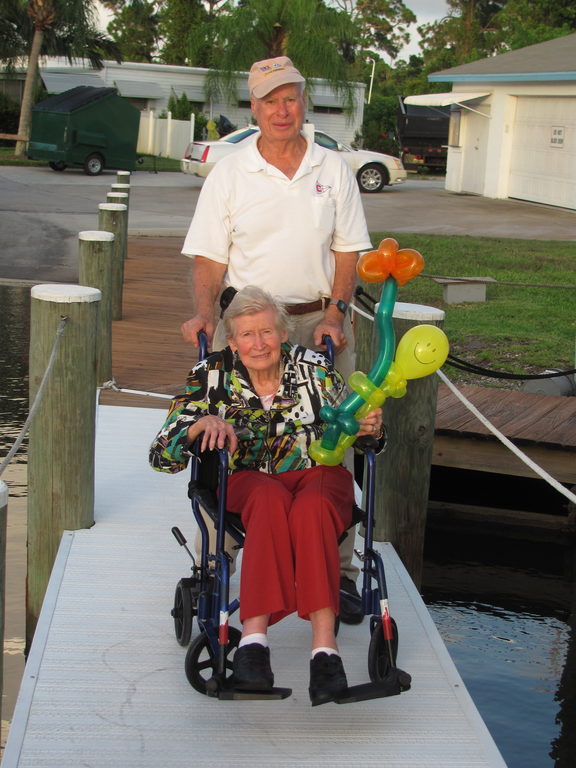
[84,153,104,176]
[357,163,388,193]
[49,161,67,172]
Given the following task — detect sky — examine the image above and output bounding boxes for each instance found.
[400,0,451,58]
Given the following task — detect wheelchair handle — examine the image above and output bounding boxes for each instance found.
[198,330,209,362]
[322,334,335,366]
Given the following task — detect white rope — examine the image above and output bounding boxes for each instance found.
[349,302,374,322]
[0,316,69,478]
[436,368,576,506]
[99,380,173,400]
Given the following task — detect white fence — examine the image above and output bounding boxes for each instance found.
[137,111,195,159]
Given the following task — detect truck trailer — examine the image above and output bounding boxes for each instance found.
[397,97,450,173]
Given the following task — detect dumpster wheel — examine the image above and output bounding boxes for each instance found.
[84,153,104,176]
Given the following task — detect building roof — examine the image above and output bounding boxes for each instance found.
[430,32,576,82]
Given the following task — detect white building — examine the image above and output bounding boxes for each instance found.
[407,33,576,210]
[12,59,366,147]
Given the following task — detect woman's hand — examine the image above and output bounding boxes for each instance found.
[187,415,239,454]
[356,408,384,439]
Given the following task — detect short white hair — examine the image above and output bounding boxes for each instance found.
[223,285,289,339]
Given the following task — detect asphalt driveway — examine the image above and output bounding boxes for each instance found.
[0,165,574,283]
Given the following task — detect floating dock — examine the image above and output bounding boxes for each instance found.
[2,405,507,767]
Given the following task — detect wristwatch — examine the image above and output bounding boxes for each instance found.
[329,299,348,315]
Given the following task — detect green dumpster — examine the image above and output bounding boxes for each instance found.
[28,86,140,176]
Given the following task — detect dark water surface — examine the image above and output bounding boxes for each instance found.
[1,283,574,767]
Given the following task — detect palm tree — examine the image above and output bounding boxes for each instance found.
[199,0,362,113]
[8,0,121,157]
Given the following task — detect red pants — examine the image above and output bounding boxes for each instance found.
[226,465,353,625]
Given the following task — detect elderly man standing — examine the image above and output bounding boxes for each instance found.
[180,56,373,624]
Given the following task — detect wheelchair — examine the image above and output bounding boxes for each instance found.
[169,334,412,704]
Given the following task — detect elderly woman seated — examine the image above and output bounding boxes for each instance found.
[149,286,383,705]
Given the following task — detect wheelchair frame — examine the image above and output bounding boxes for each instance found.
[171,440,411,703]
[170,333,411,703]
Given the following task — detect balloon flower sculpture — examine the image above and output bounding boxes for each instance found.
[309,238,450,466]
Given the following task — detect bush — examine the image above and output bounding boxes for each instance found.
[0,92,20,146]
[165,91,208,140]
[358,95,400,156]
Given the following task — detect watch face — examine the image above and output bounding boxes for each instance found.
[331,299,348,314]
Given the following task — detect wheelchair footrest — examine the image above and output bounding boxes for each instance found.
[334,668,412,705]
[218,686,292,701]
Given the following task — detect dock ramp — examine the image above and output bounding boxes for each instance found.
[2,406,507,767]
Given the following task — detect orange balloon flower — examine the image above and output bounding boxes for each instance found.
[357,238,424,286]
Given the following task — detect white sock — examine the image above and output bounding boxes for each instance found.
[239,632,268,649]
[311,647,340,659]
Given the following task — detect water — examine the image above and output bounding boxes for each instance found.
[1,283,574,766]
[0,284,30,495]
[424,590,572,768]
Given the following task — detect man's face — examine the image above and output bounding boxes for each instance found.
[251,83,306,143]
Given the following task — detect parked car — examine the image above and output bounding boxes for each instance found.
[181,126,406,192]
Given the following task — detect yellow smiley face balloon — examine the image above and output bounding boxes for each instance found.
[394,325,449,380]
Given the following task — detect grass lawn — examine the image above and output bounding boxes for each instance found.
[363,233,575,389]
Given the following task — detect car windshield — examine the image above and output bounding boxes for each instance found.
[314,132,352,153]
[224,128,258,144]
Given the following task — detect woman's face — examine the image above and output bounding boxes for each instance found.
[228,308,287,376]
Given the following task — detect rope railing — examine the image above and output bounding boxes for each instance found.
[0,315,69,478]
[349,300,576,508]
[99,380,173,399]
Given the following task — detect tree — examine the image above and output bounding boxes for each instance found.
[157,0,206,65]
[3,0,121,156]
[490,0,576,51]
[200,0,362,113]
[331,0,416,61]
[418,0,576,73]
[107,1,159,62]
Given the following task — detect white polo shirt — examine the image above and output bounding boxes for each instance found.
[182,134,373,304]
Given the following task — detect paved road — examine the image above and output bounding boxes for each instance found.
[1,165,574,282]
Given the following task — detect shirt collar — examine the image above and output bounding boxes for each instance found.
[244,132,322,177]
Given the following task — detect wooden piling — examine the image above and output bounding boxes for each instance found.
[0,480,7,739]
[107,191,129,207]
[98,203,127,321]
[27,284,100,649]
[110,183,130,210]
[116,170,131,185]
[78,231,115,384]
[366,302,445,588]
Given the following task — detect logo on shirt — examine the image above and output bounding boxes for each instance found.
[315,183,332,195]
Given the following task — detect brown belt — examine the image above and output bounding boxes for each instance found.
[285,297,329,316]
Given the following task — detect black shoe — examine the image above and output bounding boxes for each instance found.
[232,643,274,691]
[339,576,364,625]
[309,652,348,706]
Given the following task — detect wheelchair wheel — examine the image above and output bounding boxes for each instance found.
[185,626,242,694]
[368,617,399,682]
[172,580,194,647]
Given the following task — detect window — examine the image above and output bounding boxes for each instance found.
[448,111,461,147]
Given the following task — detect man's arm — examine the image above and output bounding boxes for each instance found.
[313,250,358,351]
[180,256,227,346]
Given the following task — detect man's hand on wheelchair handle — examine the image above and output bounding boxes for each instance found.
[181,313,215,346]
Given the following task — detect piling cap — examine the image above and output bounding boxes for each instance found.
[31,284,101,303]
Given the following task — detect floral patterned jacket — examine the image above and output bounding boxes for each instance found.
[149,342,347,475]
